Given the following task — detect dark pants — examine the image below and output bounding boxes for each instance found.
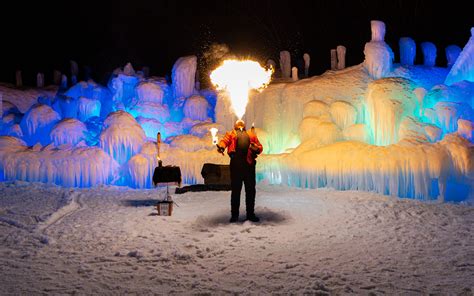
[230,156,256,217]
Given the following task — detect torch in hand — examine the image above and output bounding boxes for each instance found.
[210,128,224,155]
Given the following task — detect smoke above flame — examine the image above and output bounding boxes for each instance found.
[210,59,273,119]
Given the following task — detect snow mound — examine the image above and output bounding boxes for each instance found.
[20,104,61,146]
[0,136,119,187]
[100,111,146,164]
[50,119,87,147]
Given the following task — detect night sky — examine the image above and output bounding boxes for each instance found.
[1,0,472,86]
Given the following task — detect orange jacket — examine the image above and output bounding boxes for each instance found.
[218,129,263,165]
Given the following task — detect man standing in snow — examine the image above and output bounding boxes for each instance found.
[217,120,263,223]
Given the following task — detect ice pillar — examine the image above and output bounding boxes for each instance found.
[36,73,44,88]
[279,51,291,78]
[445,45,462,68]
[399,37,416,66]
[142,66,150,78]
[363,20,394,79]
[53,70,62,85]
[336,45,346,70]
[70,60,79,77]
[330,49,337,70]
[61,75,68,89]
[421,42,437,67]
[292,67,298,81]
[303,53,310,77]
[172,55,197,98]
[15,70,22,87]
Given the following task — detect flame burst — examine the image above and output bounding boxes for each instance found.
[210,59,273,119]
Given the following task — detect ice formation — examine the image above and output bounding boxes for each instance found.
[337,46,346,70]
[445,28,474,85]
[127,142,158,189]
[329,101,357,130]
[280,51,291,78]
[399,37,416,66]
[330,49,337,70]
[189,122,224,138]
[258,134,472,200]
[136,82,164,104]
[70,60,79,77]
[421,42,437,67]
[99,111,146,165]
[183,95,209,121]
[20,104,61,146]
[292,67,298,81]
[363,21,394,79]
[457,119,473,141]
[172,56,197,99]
[303,53,310,77]
[78,97,101,122]
[128,101,170,122]
[0,136,118,187]
[365,78,418,146]
[50,119,87,147]
[53,70,62,85]
[15,70,22,87]
[0,19,472,201]
[36,73,44,88]
[446,45,462,68]
[299,117,342,145]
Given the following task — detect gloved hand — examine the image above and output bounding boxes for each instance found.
[250,143,260,152]
[216,144,225,155]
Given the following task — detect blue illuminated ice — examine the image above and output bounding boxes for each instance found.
[399,37,416,66]
[421,42,437,67]
[445,28,474,85]
[172,56,197,99]
[20,104,61,146]
[99,111,146,165]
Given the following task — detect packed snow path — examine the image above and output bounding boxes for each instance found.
[0,182,473,294]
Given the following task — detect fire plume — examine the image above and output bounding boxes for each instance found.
[210,59,273,119]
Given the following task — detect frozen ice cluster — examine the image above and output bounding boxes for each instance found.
[1,58,218,188]
[0,22,472,201]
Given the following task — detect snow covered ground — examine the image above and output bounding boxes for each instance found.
[1,181,473,294]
